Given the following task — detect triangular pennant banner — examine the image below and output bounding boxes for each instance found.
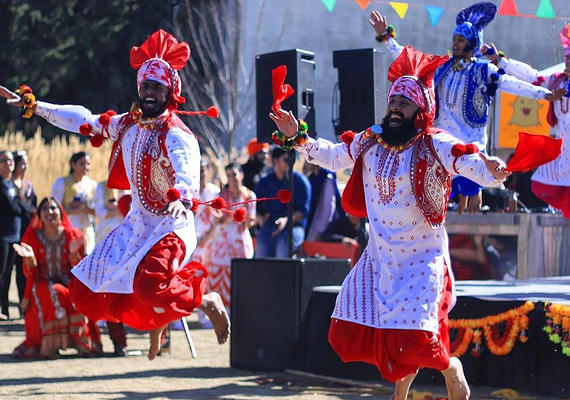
[498,0,518,16]
[425,6,444,26]
[536,0,555,19]
[355,0,370,10]
[320,0,336,13]
[389,2,409,19]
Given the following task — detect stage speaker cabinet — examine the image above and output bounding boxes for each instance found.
[256,49,316,143]
[333,48,387,135]
[230,258,349,371]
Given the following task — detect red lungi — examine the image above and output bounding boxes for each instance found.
[328,269,452,382]
[69,233,208,331]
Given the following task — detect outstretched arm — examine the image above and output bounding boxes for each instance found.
[369,11,403,60]
[431,132,511,187]
[269,109,358,171]
[481,45,567,101]
[1,84,123,140]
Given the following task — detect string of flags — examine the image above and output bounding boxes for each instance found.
[319,0,566,23]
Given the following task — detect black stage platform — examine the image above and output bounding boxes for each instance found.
[295,277,570,398]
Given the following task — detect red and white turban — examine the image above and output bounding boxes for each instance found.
[136,58,182,98]
[130,30,191,108]
[387,75,432,114]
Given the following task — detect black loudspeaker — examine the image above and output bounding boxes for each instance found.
[256,49,316,143]
[332,48,388,135]
[230,258,349,371]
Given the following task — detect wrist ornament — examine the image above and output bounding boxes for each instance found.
[375,25,395,43]
[272,119,309,151]
[494,50,506,65]
[14,85,36,119]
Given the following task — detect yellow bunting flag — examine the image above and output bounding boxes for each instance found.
[389,1,409,19]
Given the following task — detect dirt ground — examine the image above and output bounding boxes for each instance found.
[0,279,560,400]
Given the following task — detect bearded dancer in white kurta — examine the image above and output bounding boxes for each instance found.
[370,3,555,215]
[271,46,511,400]
[0,30,230,361]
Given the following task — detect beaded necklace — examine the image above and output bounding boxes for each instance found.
[130,103,167,130]
[363,125,420,152]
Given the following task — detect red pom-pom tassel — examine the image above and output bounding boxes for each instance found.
[211,197,227,209]
[190,200,199,212]
[233,208,247,223]
[207,106,219,118]
[340,130,357,145]
[90,135,104,147]
[451,144,467,158]
[105,110,117,117]
[277,189,292,204]
[166,187,181,202]
[79,123,93,136]
[465,143,479,154]
[99,113,111,126]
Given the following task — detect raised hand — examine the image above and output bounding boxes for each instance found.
[0,85,23,107]
[269,109,298,138]
[161,199,188,219]
[13,242,35,260]
[480,43,499,62]
[369,11,388,36]
[545,87,568,102]
[479,152,512,180]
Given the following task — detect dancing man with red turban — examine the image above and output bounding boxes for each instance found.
[1,30,230,360]
[270,45,512,400]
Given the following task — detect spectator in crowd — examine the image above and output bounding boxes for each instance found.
[193,160,221,260]
[12,197,102,358]
[242,138,269,191]
[93,180,129,356]
[0,150,23,320]
[197,162,256,312]
[254,147,311,257]
[11,150,36,313]
[321,212,368,258]
[51,152,97,254]
[303,161,343,241]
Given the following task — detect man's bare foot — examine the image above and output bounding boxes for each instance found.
[148,325,166,360]
[441,357,470,400]
[392,372,417,400]
[199,292,230,344]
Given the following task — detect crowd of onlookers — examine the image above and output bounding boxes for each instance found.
[0,139,563,358]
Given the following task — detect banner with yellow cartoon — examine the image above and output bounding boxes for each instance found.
[494,91,552,149]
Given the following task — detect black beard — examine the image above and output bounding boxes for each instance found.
[139,98,167,118]
[379,113,419,146]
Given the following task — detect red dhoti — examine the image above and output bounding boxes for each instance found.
[69,233,208,331]
[328,270,452,382]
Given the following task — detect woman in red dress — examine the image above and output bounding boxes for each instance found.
[12,197,102,358]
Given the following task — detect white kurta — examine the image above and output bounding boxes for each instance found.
[499,58,570,187]
[35,101,200,293]
[384,38,550,150]
[298,132,501,333]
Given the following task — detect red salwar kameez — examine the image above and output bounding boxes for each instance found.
[13,214,102,358]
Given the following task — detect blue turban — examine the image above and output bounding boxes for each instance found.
[453,2,497,52]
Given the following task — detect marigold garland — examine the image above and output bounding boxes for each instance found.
[543,303,570,357]
[449,301,535,357]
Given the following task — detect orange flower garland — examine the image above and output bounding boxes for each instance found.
[449,301,535,357]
